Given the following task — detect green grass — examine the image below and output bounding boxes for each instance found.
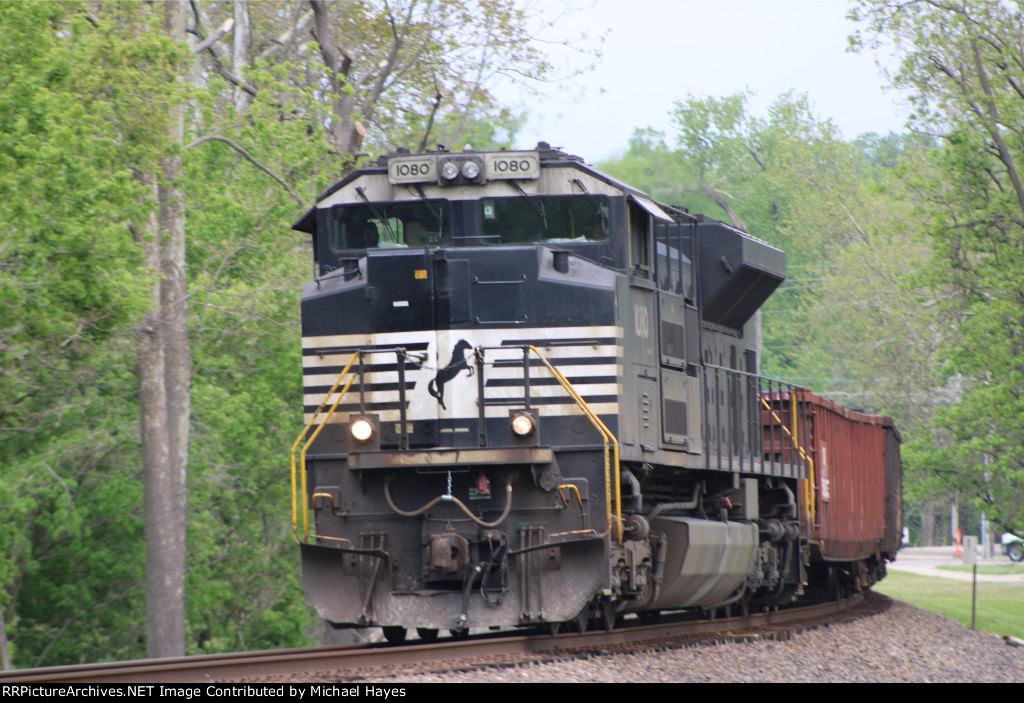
[936,564,1024,575]
[873,570,1024,640]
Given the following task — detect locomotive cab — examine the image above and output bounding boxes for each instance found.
[290,143,819,638]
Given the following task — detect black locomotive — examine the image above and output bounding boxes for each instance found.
[290,142,899,641]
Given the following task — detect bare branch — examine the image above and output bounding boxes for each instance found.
[192,17,234,54]
[970,38,1024,214]
[186,135,305,207]
[256,7,314,62]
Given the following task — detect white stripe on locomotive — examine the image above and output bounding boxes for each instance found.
[302,326,622,424]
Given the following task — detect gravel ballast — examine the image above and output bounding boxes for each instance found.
[376,600,1024,683]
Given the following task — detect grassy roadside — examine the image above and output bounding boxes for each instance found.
[872,571,1024,640]
[936,564,1024,576]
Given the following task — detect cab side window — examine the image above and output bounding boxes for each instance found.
[629,202,651,278]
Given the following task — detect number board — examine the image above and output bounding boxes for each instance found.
[388,152,541,184]
[485,152,540,180]
[388,155,437,184]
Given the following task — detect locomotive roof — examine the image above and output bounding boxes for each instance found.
[292,141,655,234]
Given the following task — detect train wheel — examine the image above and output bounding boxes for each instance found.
[382,626,407,644]
[827,566,841,601]
[601,600,617,631]
[570,607,589,633]
[416,628,439,642]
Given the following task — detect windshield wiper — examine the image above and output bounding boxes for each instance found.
[571,178,608,227]
[355,186,397,243]
[412,184,445,229]
[506,180,547,229]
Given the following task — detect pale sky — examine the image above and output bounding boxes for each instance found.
[496,0,907,162]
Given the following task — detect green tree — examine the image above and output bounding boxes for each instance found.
[851,0,1024,532]
[603,94,934,393]
[187,0,594,161]
[603,95,947,541]
[1,0,595,667]
[601,128,719,215]
[0,0,159,666]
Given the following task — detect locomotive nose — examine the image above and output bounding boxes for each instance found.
[362,251,436,330]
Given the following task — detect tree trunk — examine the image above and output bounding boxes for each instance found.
[921,500,935,547]
[309,0,359,156]
[232,0,251,113]
[137,170,180,658]
[700,176,749,233]
[142,0,190,659]
[1,613,10,671]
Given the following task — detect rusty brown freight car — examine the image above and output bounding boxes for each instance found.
[763,390,902,564]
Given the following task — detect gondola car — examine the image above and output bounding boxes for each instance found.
[289,142,901,640]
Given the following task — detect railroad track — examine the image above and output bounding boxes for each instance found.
[2,594,883,684]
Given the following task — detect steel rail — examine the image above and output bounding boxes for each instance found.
[1,595,870,684]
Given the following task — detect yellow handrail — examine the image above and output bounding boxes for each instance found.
[527,345,622,544]
[290,346,623,545]
[290,352,359,542]
[760,392,816,525]
[557,483,584,510]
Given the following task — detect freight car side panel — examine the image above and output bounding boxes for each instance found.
[792,391,901,562]
[883,425,903,556]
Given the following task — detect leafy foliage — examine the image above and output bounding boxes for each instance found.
[602,94,952,544]
[0,1,162,665]
[602,95,938,414]
[1,0,595,667]
[851,0,1024,533]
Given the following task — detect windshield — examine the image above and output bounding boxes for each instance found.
[329,201,450,250]
[477,195,609,245]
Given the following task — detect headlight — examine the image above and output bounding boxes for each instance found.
[440,161,459,181]
[350,418,375,442]
[461,160,481,180]
[511,413,534,437]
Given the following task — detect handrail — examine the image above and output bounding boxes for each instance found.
[792,391,817,527]
[759,391,816,525]
[290,352,359,542]
[293,344,624,544]
[526,345,623,544]
[557,483,584,510]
